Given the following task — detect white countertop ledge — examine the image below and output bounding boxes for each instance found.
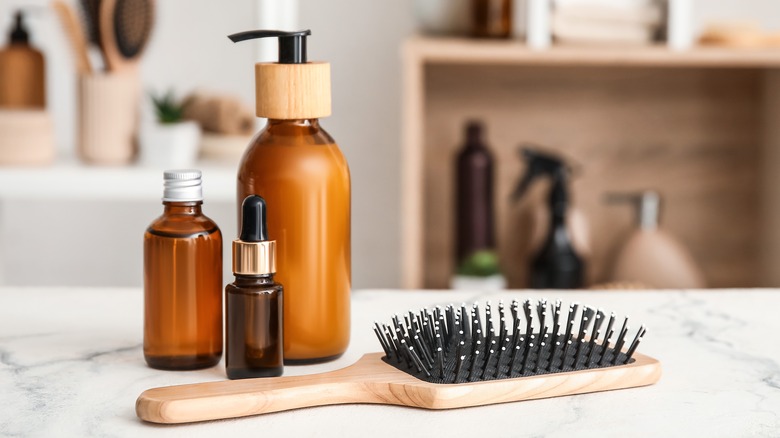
[1,288,779,437]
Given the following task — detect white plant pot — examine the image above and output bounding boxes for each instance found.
[451,274,507,291]
[139,121,201,169]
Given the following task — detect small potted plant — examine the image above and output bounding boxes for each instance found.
[139,90,201,168]
[451,249,507,290]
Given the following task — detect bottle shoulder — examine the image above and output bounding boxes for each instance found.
[239,122,350,180]
[0,45,44,62]
[146,212,221,239]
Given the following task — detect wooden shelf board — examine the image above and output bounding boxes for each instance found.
[405,36,780,68]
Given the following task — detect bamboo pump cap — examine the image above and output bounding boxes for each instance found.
[233,195,276,276]
[228,29,331,120]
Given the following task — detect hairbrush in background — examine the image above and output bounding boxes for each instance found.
[52,0,93,74]
[99,0,154,71]
[136,299,660,424]
[79,0,102,46]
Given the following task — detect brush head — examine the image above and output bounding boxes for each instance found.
[113,0,153,59]
[80,0,102,46]
[373,298,647,384]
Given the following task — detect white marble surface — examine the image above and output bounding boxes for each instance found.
[1,288,779,437]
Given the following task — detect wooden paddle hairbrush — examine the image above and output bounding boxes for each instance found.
[136,299,661,424]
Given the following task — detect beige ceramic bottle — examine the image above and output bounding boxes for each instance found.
[607,191,705,289]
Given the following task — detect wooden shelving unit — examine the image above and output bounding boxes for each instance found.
[401,36,780,289]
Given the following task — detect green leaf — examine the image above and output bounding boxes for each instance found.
[149,89,185,124]
[456,250,502,277]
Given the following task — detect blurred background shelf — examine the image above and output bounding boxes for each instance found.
[407,36,780,67]
[402,36,780,289]
[0,159,236,201]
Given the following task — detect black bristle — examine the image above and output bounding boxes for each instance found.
[454,346,465,383]
[624,326,646,363]
[521,336,534,374]
[374,324,391,357]
[600,332,614,366]
[460,304,470,338]
[377,298,648,385]
[612,318,631,365]
[586,329,601,365]
[560,339,572,370]
[547,341,560,371]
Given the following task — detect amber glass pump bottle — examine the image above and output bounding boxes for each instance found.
[229,30,350,363]
[143,170,223,370]
[0,11,46,108]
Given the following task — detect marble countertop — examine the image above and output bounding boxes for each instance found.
[1,288,779,437]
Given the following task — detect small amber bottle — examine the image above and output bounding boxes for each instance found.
[143,170,223,370]
[226,195,284,379]
[471,0,513,39]
[0,11,46,108]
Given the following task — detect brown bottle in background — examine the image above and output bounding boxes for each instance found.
[455,121,496,265]
[0,11,45,108]
[226,195,284,379]
[231,30,350,364]
[144,170,223,370]
[471,0,513,39]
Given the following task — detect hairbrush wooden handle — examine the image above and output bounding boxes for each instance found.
[137,352,661,424]
[52,0,92,75]
[136,354,400,424]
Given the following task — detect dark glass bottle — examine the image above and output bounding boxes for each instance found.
[143,170,223,370]
[472,0,513,39]
[226,275,284,379]
[226,195,284,379]
[455,121,496,265]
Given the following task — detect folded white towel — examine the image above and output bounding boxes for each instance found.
[554,0,662,26]
[552,13,657,45]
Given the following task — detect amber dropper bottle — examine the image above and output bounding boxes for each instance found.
[226,195,284,379]
[143,170,223,370]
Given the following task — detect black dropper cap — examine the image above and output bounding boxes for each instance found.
[10,11,29,44]
[240,195,269,242]
[228,29,311,64]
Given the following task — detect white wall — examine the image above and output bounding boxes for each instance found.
[0,0,776,288]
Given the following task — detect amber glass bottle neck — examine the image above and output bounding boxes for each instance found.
[267,118,320,127]
[233,274,276,286]
[163,201,203,215]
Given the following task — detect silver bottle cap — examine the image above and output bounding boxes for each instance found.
[162,169,203,202]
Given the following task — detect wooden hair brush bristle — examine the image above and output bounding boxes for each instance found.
[136,298,661,424]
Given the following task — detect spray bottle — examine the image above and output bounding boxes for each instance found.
[513,147,588,289]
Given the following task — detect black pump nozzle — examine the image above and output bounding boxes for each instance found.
[240,195,269,242]
[10,11,29,44]
[228,29,311,64]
